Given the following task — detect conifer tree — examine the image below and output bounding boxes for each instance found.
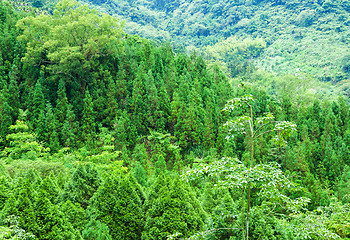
[89,174,144,239]
[34,189,77,240]
[142,173,205,239]
[61,200,86,233]
[0,94,12,146]
[62,163,101,209]
[8,64,20,121]
[45,103,60,152]
[130,66,147,135]
[145,70,160,129]
[104,76,119,127]
[55,79,69,126]
[0,176,10,210]
[39,174,60,204]
[29,76,46,127]
[82,219,112,240]
[81,88,96,146]
[61,104,77,148]
[112,111,129,150]
[155,153,167,176]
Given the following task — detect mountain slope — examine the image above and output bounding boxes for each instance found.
[68,0,350,83]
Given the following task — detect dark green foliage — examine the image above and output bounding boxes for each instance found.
[81,88,96,146]
[29,77,46,127]
[0,176,10,209]
[0,94,12,146]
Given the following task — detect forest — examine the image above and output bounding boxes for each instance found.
[0,0,350,239]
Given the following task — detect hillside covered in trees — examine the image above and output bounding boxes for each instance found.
[0,0,350,239]
[49,0,350,84]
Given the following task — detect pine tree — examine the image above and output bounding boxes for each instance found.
[82,219,112,240]
[55,79,69,126]
[61,104,77,148]
[0,176,10,210]
[142,173,205,239]
[130,66,147,135]
[81,88,96,146]
[61,200,86,233]
[155,153,167,176]
[62,163,101,209]
[89,174,144,239]
[29,76,46,127]
[112,111,129,150]
[34,189,77,240]
[104,76,119,127]
[0,94,12,147]
[45,103,60,152]
[39,174,60,204]
[7,64,20,121]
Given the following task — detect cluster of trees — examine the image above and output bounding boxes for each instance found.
[55,0,350,83]
[0,0,350,239]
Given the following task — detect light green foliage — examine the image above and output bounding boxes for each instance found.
[17,0,124,81]
[223,94,297,155]
[205,37,266,77]
[60,200,86,233]
[142,173,206,240]
[88,174,144,239]
[82,219,112,240]
[0,0,349,239]
[0,216,35,240]
[1,120,49,160]
[337,165,350,204]
[183,157,309,212]
[62,163,101,209]
[82,0,350,85]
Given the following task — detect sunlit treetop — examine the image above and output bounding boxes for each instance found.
[16,0,124,82]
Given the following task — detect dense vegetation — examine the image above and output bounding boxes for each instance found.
[48,0,350,84]
[0,0,350,239]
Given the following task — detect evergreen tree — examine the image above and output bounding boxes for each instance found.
[29,76,46,127]
[34,189,77,240]
[104,76,119,127]
[61,104,77,148]
[82,219,112,240]
[61,200,86,233]
[81,88,96,146]
[142,173,205,239]
[89,174,144,239]
[45,103,60,152]
[0,94,12,147]
[7,64,20,121]
[62,163,101,209]
[55,79,69,126]
[130,65,147,135]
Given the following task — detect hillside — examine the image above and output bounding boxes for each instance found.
[59,0,350,84]
[1,0,350,239]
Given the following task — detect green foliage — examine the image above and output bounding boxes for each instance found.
[0,0,349,239]
[62,163,101,209]
[82,219,112,240]
[142,173,206,239]
[88,173,144,239]
[81,0,350,83]
[1,120,49,161]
